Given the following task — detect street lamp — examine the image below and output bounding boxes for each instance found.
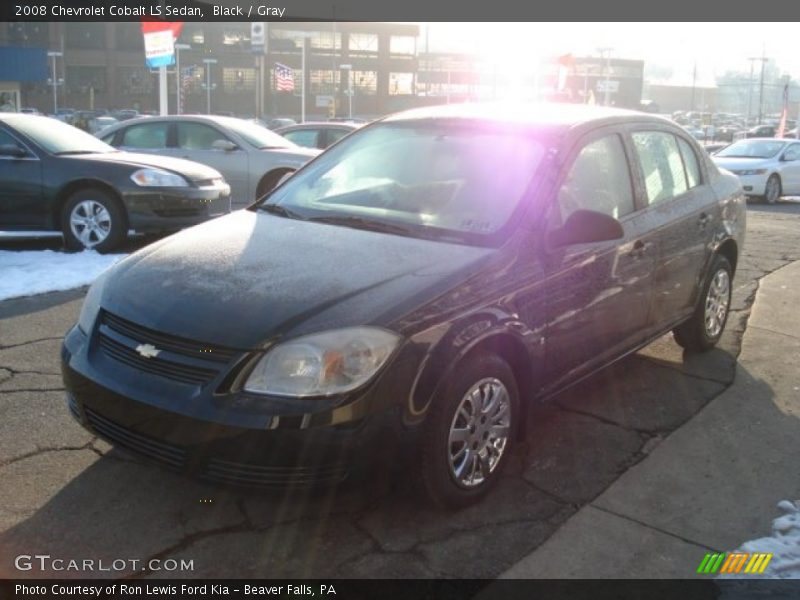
[47,51,63,114]
[293,32,315,123]
[597,47,614,106]
[202,58,217,114]
[340,64,353,119]
[175,43,191,115]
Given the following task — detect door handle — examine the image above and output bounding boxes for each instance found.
[628,239,649,258]
[698,212,712,228]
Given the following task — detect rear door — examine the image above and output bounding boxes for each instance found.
[542,128,657,389]
[628,128,716,329]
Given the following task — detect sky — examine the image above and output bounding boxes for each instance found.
[423,23,800,86]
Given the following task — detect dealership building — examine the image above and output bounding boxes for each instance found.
[1,22,420,118]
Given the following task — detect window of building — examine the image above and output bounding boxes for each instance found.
[223,68,255,93]
[65,23,105,50]
[183,25,205,47]
[65,66,106,94]
[310,31,342,52]
[348,33,378,55]
[353,70,377,95]
[119,67,154,96]
[115,23,143,51]
[389,72,414,95]
[310,70,340,95]
[558,134,635,221]
[223,27,250,51]
[6,23,49,46]
[390,36,415,56]
[633,131,690,205]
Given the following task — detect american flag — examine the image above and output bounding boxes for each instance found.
[181,66,197,90]
[275,63,295,92]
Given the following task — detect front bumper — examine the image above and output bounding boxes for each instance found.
[731,173,769,196]
[122,183,232,233]
[61,324,417,488]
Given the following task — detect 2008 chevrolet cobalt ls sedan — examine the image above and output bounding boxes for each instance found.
[62,104,746,508]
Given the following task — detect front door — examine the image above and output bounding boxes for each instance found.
[542,130,656,391]
[0,128,44,229]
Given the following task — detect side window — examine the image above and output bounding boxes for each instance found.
[677,137,701,189]
[558,134,635,221]
[326,128,350,145]
[632,131,688,205]
[120,123,169,149]
[783,144,800,162]
[177,123,228,150]
[283,129,319,148]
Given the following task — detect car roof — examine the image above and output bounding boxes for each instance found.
[276,122,357,132]
[100,114,253,130]
[380,102,671,132]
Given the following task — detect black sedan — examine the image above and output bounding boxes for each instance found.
[0,114,231,252]
[62,104,746,507]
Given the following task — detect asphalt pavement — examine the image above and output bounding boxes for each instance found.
[0,203,799,579]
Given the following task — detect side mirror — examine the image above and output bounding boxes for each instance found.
[0,144,26,158]
[212,139,238,152]
[548,209,624,248]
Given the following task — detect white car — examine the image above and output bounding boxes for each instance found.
[712,138,800,203]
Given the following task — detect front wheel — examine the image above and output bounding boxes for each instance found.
[673,254,732,352]
[418,353,519,508]
[62,188,127,253]
[763,174,781,204]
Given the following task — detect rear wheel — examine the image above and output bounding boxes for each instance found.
[673,254,732,352]
[763,174,781,204]
[62,188,127,253]
[418,353,518,508]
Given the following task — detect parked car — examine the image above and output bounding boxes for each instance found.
[703,142,729,155]
[19,107,41,115]
[0,114,231,252]
[713,137,800,204]
[98,115,319,207]
[274,122,359,149]
[53,108,76,123]
[88,115,119,135]
[112,109,140,121]
[782,128,799,139]
[62,103,745,507]
[265,117,296,130]
[745,124,777,138]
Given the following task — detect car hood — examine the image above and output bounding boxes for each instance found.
[101,211,493,349]
[68,151,222,181]
[712,156,773,172]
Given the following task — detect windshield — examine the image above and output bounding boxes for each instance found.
[215,117,296,149]
[260,122,545,244]
[716,140,785,159]
[9,115,116,154]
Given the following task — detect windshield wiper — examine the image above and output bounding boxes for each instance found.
[258,203,306,219]
[307,215,416,236]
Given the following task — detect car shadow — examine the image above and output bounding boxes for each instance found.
[0,348,795,579]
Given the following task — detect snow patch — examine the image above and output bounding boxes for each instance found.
[720,500,800,579]
[0,250,125,301]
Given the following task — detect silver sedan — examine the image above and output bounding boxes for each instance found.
[98,115,319,208]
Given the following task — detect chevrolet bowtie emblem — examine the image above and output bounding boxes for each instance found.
[135,343,161,359]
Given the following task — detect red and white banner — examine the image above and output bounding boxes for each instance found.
[140,21,183,68]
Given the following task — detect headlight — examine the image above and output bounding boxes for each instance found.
[244,327,401,397]
[77,271,108,333]
[733,169,767,176]
[130,168,188,187]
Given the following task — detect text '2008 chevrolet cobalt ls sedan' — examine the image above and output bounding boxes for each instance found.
[62,103,745,508]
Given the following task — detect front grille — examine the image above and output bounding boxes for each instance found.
[84,407,347,487]
[97,311,237,386]
[153,207,202,218]
[202,457,348,488]
[85,407,186,470]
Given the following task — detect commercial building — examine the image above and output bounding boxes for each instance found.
[1,22,419,118]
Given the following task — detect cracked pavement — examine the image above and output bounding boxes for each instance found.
[1,204,800,579]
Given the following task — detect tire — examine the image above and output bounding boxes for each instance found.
[256,168,295,201]
[418,352,519,509]
[62,188,127,253]
[762,174,781,205]
[673,254,733,353]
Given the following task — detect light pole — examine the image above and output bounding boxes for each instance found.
[47,51,62,114]
[175,43,191,115]
[597,47,614,106]
[297,33,314,123]
[340,64,352,118]
[202,58,217,114]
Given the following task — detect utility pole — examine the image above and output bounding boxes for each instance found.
[47,51,63,114]
[757,51,767,124]
[175,43,190,115]
[203,58,217,114]
[746,58,756,127]
[598,47,613,106]
[690,62,697,112]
